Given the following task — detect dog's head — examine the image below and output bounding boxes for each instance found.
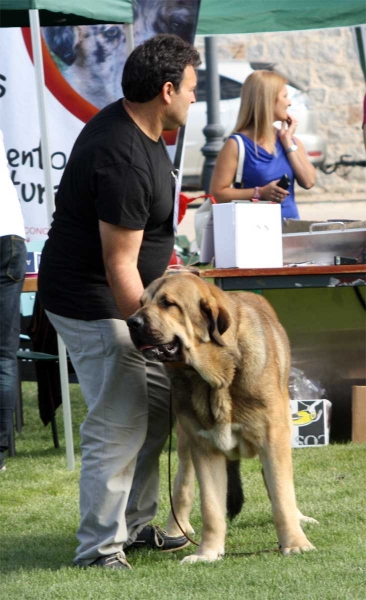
[133,0,200,46]
[42,24,126,107]
[127,271,231,363]
[43,25,126,68]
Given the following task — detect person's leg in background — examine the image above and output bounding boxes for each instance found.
[0,235,26,471]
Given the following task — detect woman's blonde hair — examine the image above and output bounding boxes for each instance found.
[234,70,287,153]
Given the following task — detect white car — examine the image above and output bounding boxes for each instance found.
[182,61,326,188]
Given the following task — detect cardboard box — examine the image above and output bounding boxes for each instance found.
[26,251,41,275]
[212,202,283,268]
[352,386,366,443]
[290,399,331,448]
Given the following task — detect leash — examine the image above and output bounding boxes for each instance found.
[167,392,280,557]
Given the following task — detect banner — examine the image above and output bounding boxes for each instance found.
[0,0,201,241]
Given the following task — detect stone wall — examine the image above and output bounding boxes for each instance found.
[195,27,366,196]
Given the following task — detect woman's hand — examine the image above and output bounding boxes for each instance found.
[279,114,298,151]
[279,116,316,189]
[259,180,289,203]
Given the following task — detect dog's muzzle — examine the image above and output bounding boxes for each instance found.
[127,314,181,362]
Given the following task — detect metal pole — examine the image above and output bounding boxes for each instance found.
[201,36,225,193]
[125,23,134,55]
[29,10,74,470]
[29,10,55,226]
[57,334,75,471]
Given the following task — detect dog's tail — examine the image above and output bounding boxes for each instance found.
[226,459,244,520]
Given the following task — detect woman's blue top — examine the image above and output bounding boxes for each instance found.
[230,133,300,219]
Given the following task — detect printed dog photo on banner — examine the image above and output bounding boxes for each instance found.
[41,0,201,112]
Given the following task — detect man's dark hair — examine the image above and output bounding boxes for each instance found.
[122,34,201,103]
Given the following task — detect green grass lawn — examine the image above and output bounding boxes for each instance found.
[1,383,365,600]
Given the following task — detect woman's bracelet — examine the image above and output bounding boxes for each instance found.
[286,144,298,154]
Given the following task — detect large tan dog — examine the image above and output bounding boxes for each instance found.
[127,271,317,563]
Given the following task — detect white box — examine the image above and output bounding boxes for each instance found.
[212,202,283,268]
[290,399,332,448]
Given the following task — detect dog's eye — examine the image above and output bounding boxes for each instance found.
[161,297,178,309]
[103,27,120,40]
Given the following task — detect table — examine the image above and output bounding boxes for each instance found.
[201,264,366,290]
[22,276,38,293]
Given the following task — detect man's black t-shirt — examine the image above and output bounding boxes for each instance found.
[38,100,175,320]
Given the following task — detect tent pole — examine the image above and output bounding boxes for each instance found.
[29,10,75,471]
[57,333,75,471]
[125,23,134,55]
[28,10,55,226]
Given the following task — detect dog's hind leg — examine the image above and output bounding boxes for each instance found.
[165,421,195,537]
[261,469,319,527]
[297,510,319,525]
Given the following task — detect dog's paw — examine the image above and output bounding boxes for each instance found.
[298,513,319,526]
[181,551,224,565]
[281,542,316,556]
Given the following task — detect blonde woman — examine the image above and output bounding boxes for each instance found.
[210,70,316,219]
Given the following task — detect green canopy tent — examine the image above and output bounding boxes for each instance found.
[197,0,366,35]
[2,0,365,31]
[0,0,133,26]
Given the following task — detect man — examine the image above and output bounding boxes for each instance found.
[38,34,200,570]
[0,129,27,472]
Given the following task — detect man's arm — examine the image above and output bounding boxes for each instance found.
[99,220,144,320]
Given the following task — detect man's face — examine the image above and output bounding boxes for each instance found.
[163,65,197,130]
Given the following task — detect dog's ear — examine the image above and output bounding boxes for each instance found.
[141,277,165,304]
[199,293,231,346]
[43,26,77,66]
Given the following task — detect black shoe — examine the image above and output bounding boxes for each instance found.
[89,552,132,570]
[125,525,190,553]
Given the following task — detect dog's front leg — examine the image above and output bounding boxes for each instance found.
[259,425,316,555]
[181,443,227,564]
[166,420,195,537]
